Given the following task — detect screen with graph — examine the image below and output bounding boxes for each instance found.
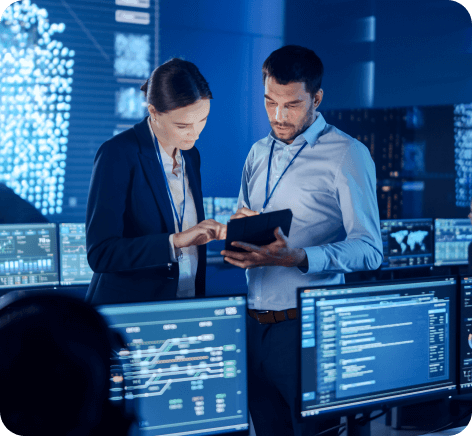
[434,218,472,266]
[58,222,93,285]
[98,296,249,436]
[0,223,59,289]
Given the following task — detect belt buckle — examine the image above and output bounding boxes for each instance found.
[250,310,269,324]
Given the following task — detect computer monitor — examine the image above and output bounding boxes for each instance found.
[0,223,59,289]
[214,198,239,225]
[97,295,249,436]
[203,197,214,220]
[459,276,472,393]
[434,219,472,267]
[298,277,457,418]
[58,223,94,285]
[380,218,434,270]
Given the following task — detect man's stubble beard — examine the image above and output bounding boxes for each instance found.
[272,104,315,144]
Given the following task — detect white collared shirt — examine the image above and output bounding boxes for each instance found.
[147,118,198,298]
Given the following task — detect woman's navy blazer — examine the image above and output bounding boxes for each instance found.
[85,117,206,305]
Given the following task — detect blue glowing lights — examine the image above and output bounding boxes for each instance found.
[454,104,472,208]
[0,0,74,216]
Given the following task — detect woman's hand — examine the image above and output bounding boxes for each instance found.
[173,219,227,248]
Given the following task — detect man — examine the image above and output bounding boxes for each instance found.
[221,45,383,436]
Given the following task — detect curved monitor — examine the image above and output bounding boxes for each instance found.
[298,277,457,418]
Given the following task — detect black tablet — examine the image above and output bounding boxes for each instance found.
[224,208,293,253]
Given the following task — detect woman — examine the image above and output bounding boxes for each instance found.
[85,58,225,305]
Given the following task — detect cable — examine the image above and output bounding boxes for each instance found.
[314,423,346,436]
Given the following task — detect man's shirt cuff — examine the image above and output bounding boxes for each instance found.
[298,246,325,275]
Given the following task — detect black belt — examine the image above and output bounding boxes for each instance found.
[248,308,297,324]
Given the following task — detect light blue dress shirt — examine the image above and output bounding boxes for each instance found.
[238,112,383,311]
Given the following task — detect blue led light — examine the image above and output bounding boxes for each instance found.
[0,0,74,216]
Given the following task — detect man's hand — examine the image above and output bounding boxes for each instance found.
[221,227,307,269]
[174,219,226,248]
[230,207,259,220]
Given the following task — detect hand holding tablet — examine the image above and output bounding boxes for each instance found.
[221,208,307,269]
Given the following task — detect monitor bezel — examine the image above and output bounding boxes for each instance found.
[297,276,458,420]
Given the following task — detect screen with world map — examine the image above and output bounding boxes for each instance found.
[380,218,434,270]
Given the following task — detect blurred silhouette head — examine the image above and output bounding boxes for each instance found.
[0,292,135,436]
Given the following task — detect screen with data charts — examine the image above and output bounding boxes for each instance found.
[97,295,249,436]
[459,276,472,393]
[58,223,93,285]
[434,219,472,266]
[0,223,59,289]
[298,277,457,418]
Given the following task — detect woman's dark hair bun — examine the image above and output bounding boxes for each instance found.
[143,58,212,113]
[140,79,149,97]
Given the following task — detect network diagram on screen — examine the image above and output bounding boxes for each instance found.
[98,297,249,436]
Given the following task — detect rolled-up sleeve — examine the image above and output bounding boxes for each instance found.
[303,142,383,274]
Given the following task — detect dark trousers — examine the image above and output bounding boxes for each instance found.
[247,313,339,436]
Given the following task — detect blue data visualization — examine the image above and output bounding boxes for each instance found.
[98,296,249,436]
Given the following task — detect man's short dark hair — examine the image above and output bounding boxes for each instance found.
[262,45,324,98]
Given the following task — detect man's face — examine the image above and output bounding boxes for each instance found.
[264,76,323,144]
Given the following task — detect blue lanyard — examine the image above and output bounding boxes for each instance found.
[152,135,186,232]
[262,139,308,213]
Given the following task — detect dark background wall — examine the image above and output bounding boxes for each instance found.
[156,0,285,201]
[157,0,472,215]
[285,0,472,109]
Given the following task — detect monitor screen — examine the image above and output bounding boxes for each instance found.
[97,296,249,436]
[459,276,472,392]
[203,197,214,220]
[213,198,238,225]
[434,219,472,266]
[298,277,457,418]
[58,223,93,285]
[0,223,59,289]
[380,219,434,270]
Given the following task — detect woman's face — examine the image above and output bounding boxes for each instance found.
[149,99,210,152]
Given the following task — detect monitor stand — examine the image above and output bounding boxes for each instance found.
[345,415,371,436]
